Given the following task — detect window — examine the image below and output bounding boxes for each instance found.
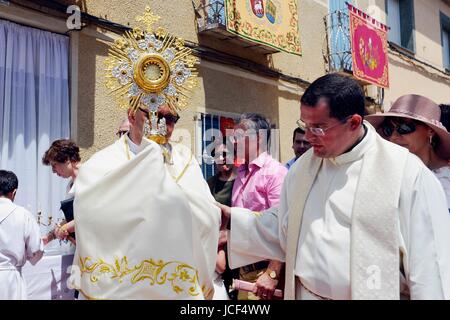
[441,12,450,71]
[197,112,239,180]
[0,19,70,253]
[386,0,415,52]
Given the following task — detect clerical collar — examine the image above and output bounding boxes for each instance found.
[330,123,373,166]
[343,124,368,154]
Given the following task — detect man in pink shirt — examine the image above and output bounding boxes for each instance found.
[231,113,287,300]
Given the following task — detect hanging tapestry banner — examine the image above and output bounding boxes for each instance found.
[348,3,389,88]
[225,0,301,55]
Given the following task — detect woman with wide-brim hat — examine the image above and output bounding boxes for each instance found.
[366,94,450,210]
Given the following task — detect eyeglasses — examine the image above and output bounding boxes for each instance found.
[296,116,352,136]
[138,108,179,124]
[380,121,417,137]
[158,113,180,124]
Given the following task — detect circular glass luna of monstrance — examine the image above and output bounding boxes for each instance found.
[133,53,171,92]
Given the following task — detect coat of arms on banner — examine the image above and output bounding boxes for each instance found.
[226,0,301,55]
[265,0,277,24]
[348,3,389,88]
[250,0,264,18]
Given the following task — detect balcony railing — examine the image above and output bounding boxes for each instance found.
[323,9,353,73]
[195,0,279,55]
[196,0,226,31]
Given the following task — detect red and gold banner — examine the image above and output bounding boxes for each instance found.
[348,3,389,88]
[225,0,301,55]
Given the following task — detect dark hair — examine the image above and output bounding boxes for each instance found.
[42,139,81,165]
[439,104,450,132]
[0,170,18,196]
[293,127,305,142]
[300,73,365,121]
[239,113,271,144]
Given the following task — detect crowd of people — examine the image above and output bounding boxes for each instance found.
[1,73,450,300]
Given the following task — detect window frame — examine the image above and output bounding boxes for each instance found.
[440,11,450,72]
[385,0,416,54]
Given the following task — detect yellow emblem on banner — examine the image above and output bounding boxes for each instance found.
[225,0,301,55]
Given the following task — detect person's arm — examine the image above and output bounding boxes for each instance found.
[24,210,44,265]
[218,204,284,268]
[217,165,292,269]
[406,165,450,299]
[265,166,288,208]
[42,229,56,245]
[216,230,228,274]
[255,260,284,300]
[215,249,227,274]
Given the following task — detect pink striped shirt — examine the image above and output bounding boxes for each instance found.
[232,152,288,211]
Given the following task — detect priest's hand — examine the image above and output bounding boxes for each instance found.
[255,271,278,300]
[216,202,231,230]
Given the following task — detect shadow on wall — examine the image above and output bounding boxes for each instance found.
[75,35,109,149]
[63,0,108,150]
[388,55,450,91]
[66,0,92,149]
[198,63,280,128]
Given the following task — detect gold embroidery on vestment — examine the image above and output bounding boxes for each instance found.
[79,256,204,296]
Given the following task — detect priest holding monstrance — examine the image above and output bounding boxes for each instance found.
[71,6,220,299]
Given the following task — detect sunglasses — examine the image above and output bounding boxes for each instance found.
[158,113,180,124]
[138,108,179,124]
[380,121,417,137]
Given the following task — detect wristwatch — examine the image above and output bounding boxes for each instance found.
[267,269,278,280]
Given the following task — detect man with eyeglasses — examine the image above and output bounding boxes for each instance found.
[219,73,450,300]
[230,113,288,301]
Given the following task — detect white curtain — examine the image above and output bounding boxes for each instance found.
[0,19,72,255]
